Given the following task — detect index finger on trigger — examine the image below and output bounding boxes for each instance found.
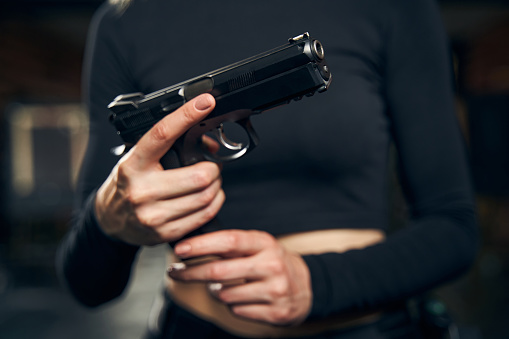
[126,94,216,170]
[174,230,274,259]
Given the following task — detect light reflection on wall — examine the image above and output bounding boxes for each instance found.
[5,103,88,218]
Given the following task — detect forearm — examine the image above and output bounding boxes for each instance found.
[56,191,140,307]
[303,202,478,319]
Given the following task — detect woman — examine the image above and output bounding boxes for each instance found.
[57,0,478,337]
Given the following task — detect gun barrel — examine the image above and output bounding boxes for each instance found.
[108,32,331,147]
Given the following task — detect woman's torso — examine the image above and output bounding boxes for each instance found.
[112,0,393,236]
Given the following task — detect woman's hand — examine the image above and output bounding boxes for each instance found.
[95,94,225,246]
[167,230,312,326]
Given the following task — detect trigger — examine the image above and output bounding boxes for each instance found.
[214,124,243,150]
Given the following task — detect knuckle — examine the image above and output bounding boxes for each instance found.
[197,186,216,207]
[151,120,171,143]
[208,263,226,280]
[230,305,243,317]
[116,162,131,182]
[200,205,218,224]
[270,279,290,299]
[252,230,277,247]
[216,290,230,303]
[266,258,285,275]
[179,103,196,125]
[160,225,184,242]
[272,307,292,324]
[217,189,226,206]
[191,168,215,189]
[135,209,153,226]
[125,187,143,206]
[197,192,224,226]
[123,187,135,205]
[224,233,240,251]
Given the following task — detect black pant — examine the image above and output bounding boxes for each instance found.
[144,295,421,339]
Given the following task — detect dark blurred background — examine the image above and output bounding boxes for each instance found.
[0,0,508,338]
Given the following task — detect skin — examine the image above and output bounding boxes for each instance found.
[95,93,312,325]
[95,93,225,246]
[168,230,312,326]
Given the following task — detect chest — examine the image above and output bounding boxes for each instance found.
[127,0,391,170]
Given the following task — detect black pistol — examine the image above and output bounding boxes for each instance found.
[108,32,331,168]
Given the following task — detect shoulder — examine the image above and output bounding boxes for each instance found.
[87,2,123,46]
[382,0,445,33]
[89,0,143,39]
[380,0,450,65]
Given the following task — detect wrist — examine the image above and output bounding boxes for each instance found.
[301,254,332,320]
[93,186,127,244]
[79,189,139,250]
[291,252,313,324]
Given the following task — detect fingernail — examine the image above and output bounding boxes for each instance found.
[167,262,186,273]
[175,243,191,256]
[194,95,213,111]
[208,282,223,293]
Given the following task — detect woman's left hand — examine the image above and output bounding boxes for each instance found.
[167,230,312,326]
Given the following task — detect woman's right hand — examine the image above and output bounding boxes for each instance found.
[95,93,225,246]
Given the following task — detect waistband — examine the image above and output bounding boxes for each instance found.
[165,229,385,338]
[147,296,418,339]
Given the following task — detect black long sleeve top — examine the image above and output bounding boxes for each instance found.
[56,0,479,320]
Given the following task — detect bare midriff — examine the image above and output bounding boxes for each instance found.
[165,229,385,338]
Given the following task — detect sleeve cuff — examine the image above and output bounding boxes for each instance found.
[302,254,334,320]
[80,190,140,254]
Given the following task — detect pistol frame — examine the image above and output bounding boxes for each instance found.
[108,32,331,167]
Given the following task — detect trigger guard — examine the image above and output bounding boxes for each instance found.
[205,118,259,163]
[214,124,244,151]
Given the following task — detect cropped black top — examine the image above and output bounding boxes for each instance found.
[57,0,478,320]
